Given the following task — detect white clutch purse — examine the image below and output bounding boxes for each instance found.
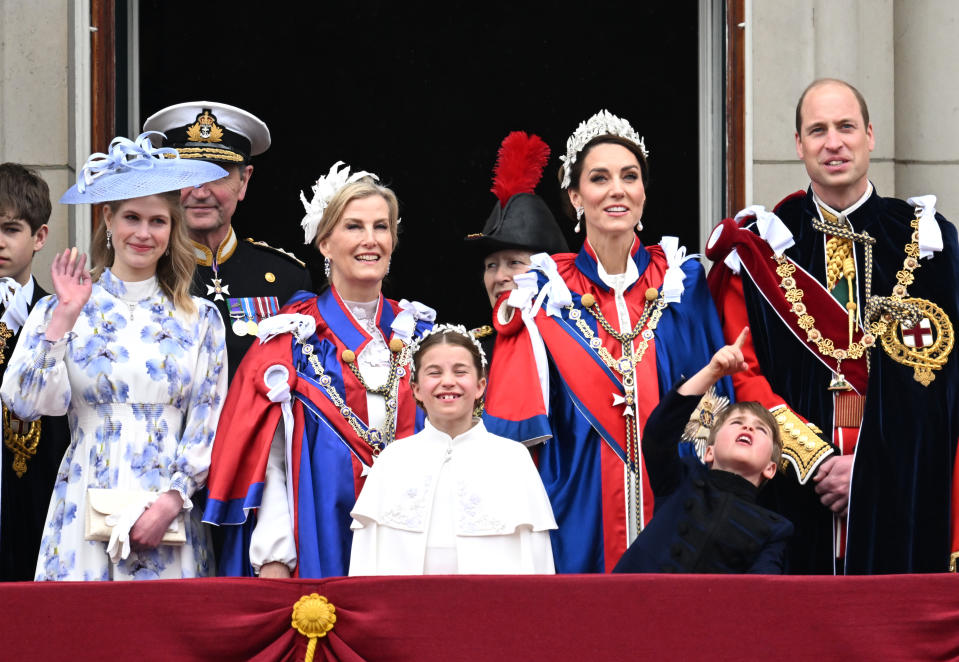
[84,488,186,545]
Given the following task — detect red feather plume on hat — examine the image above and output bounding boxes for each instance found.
[490,131,550,207]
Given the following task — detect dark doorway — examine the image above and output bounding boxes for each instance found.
[139,1,700,328]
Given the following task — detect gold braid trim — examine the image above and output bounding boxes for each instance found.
[950,551,958,572]
[770,405,835,484]
[175,147,244,162]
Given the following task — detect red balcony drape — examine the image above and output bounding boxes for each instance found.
[3,574,957,661]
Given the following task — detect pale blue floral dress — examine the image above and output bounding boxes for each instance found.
[0,269,227,580]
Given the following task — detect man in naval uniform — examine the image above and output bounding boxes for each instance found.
[465,131,568,359]
[0,164,70,581]
[143,102,312,383]
[705,79,959,574]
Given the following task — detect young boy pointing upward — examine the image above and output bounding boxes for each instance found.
[614,328,793,574]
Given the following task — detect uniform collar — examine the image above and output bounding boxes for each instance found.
[191,226,238,266]
[708,468,759,502]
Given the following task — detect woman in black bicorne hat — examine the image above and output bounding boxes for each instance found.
[465,131,568,360]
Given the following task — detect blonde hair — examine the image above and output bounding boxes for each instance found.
[312,178,400,280]
[91,190,197,315]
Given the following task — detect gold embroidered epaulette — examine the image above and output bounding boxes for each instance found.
[470,325,494,339]
[770,405,835,484]
[244,238,306,268]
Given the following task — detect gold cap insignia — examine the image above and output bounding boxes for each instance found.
[186,110,225,144]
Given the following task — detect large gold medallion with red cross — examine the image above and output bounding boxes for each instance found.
[880,297,954,386]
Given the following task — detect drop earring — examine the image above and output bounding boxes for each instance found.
[574,207,584,233]
[106,229,112,250]
[324,256,331,279]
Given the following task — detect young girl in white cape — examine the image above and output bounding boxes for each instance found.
[349,324,556,575]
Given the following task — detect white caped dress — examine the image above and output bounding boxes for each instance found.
[349,419,557,575]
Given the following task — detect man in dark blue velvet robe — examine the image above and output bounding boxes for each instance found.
[706,79,959,574]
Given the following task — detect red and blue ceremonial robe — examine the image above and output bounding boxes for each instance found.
[203,287,429,577]
[484,237,732,573]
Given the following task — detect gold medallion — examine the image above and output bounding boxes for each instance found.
[880,297,954,386]
[246,320,259,336]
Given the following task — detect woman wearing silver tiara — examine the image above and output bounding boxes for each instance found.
[203,162,436,578]
[349,324,555,575]
[484,111,733,573]
[1,133,229,580]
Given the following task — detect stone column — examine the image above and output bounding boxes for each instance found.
[894,0,959,222]
[0,0,72,291]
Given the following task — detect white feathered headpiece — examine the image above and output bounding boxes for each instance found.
[299,161,378,244]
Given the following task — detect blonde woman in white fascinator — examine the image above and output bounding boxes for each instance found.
[204,162,437,578]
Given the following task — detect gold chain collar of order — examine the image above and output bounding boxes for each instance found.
[778,213,934,386]
[567,288,667,382]
[566,286,668,535]
[298,339,411,455]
